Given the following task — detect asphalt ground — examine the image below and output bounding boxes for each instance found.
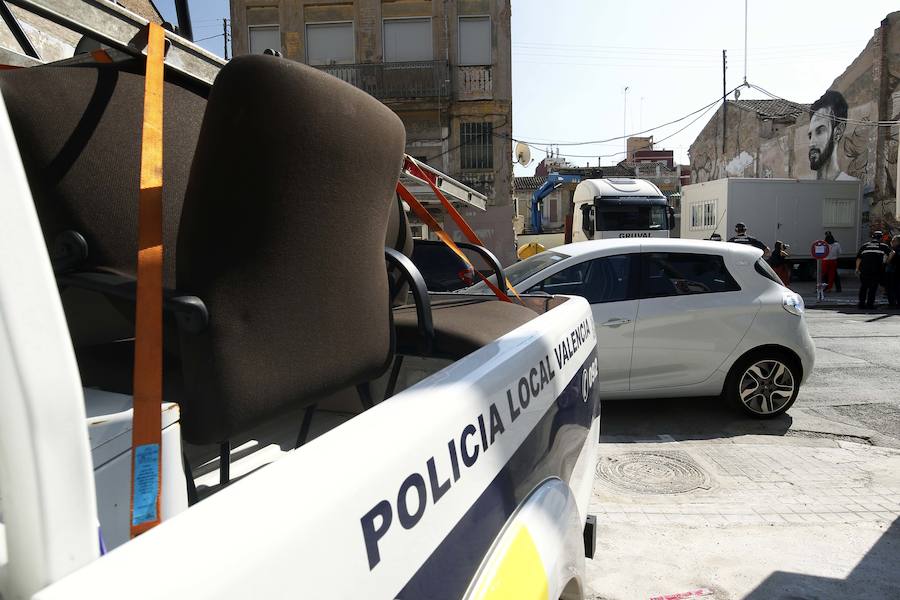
[586,307,900,600]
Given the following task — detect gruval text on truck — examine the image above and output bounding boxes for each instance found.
[572,178,676,241]
[0,2,601,599]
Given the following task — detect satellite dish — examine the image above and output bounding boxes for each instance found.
[515,142,532,166]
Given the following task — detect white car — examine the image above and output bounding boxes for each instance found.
[471,238,815,417]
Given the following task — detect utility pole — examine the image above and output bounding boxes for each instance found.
[623,86,629,159]
[223,18,229,60]
[722,50,727,154]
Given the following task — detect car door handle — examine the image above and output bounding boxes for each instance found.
[600,318,632,327]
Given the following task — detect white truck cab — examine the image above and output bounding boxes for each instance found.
[572,178,675,241]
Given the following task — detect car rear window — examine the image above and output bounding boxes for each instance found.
[640,252,740,298]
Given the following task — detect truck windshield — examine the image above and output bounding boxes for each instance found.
[596,201,667,231]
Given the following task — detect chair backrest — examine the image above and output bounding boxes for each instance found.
[176,55,406,444]
[0,61,207,287]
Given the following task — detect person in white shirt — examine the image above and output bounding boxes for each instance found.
[823,231,842,292]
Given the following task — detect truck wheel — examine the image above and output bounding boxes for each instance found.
[725,351,800,418]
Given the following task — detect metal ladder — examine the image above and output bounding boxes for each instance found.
[0,0,224,84]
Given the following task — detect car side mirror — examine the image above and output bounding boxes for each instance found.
[667,206,676,230]
[581,204,595,238]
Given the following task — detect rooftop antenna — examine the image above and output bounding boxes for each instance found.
[743,0,748,85]
[623,86,630,157]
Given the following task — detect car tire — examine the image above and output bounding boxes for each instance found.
[725,350,800,418]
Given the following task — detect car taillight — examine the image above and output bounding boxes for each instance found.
[458,268,474,286]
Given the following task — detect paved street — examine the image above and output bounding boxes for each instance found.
[586,307,900,600]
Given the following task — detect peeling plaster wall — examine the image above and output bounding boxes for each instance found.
[689,11,900,224]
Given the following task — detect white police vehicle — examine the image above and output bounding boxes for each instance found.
[0,5,600,599]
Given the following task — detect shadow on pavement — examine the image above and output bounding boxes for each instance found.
[600,396,792,442]
[744,517,900,599]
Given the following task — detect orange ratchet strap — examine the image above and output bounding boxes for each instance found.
[404,158,524,303]
[91,49,114,63]
[130,22,165,538]
[397,181,512,302]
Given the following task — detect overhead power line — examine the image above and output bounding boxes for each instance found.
[512,39,863,52]
[515,100,720,160]
[194,32,226,43]
[513,85,742,148]
[748,83,900,127]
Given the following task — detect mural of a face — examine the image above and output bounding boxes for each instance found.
[808,108,837,171]
[806,90,849,180]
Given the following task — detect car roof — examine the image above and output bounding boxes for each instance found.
[551,238,764,261]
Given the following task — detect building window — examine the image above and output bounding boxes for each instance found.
[305,22,354,65]
[460,122,493,170]
[409,224,428,239]
[689,200,716,230]
[383,18,432,62]
[249,25,280,55]
[547,193,559,223]
[823,198,854,227]
[458,16,491,66]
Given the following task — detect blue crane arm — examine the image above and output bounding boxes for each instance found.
[530,174,582,234]
[530,180,555,233]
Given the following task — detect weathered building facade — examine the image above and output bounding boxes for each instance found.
[229,0,513,260]
[689,11,900,226]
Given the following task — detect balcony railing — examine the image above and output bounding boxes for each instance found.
[457,66,493,100]
[316,60,449,100]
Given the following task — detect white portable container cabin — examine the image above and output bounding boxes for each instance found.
[680,178,864,268]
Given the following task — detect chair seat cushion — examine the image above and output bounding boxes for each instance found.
[393,297,538,358]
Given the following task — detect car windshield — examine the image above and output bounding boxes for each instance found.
[596,201,667,231]
[465,250,570,294]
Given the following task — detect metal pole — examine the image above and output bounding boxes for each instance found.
[722,50,727,154]
[173,0,192,40]
[223,18,228,59]
[816,259,824,301]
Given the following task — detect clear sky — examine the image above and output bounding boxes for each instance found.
[153,0,897,175]
[153,0,231,57]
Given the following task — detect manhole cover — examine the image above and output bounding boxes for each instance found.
[596,451,711,494]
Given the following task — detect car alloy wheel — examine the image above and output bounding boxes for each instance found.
[738,359,795,416]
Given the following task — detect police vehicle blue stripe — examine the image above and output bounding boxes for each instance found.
[396,354,599,600]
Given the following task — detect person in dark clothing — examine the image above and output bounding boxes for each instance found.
[768,241,791,287]
[728,222,770,257]
[887,235,900,308]
[856,231,891,309]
